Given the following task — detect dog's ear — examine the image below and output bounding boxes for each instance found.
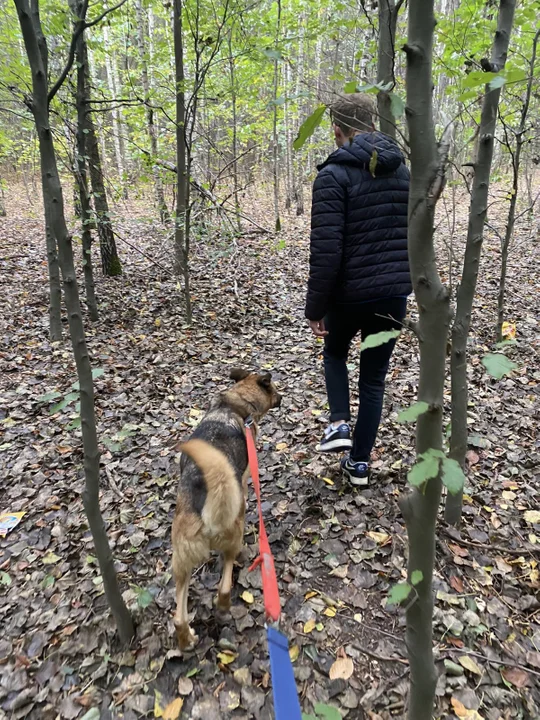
[257,372,272,390]
[230,368,250,383]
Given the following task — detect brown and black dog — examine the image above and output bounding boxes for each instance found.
[172,368,282,650]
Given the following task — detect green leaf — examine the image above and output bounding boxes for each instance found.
[481,353,517,379]
[37,390,62,403]
[293,105,326,151]
[135,588,154,609]
[389,92,405,119]
[411,570,423,586]
[441,457,466,495]
[489,74,506,90]
[262,48,283,61]
[186,667,200,678]
[42,575,55,589]
[462,70,498,89]
[67,417,81,430]
[505,68,526,84]
[408,451,441,487]
[313,703,342,720]
[50,392,78,414]
[0,571,11,586]
[302,715,319,720]
[397,401,429,424]
[92,368,104,379]
[361,329,400,351]
[387,581,412,606]
[103,438,121,452]
[343,81,358,93]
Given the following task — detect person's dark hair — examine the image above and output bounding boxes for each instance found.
[330,93,376,135]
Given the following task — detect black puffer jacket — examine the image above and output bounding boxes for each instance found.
[305,132,411,321]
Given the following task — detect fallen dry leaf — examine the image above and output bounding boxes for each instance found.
[329,656,354,680]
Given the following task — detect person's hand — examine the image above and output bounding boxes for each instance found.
[309,319,328,338]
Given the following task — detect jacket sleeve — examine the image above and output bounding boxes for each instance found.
[305,167,345,321]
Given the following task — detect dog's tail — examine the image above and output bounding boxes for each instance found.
[179,439,243,534]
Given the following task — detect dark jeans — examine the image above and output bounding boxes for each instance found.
[323,297,407,463]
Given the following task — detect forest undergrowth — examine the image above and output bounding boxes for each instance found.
[0,180,539,719]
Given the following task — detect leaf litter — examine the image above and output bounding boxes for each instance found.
[0,182,539,718]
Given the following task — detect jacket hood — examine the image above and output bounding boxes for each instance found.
[318,132,404,176]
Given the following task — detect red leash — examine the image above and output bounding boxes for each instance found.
[245,422,281,623]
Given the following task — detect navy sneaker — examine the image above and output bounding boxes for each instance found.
[341,456,370,486]
[317,423,353,453]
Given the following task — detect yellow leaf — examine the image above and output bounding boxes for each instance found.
[155,318,162,327]
[367,530,390,544]
[163,698,184,720]
[154,689,165,718]
[276,442,288,451]
[289,645,300,662]
[529,534,537,544]
[303,618,316,634]
[524,510,540,524]
[501,321,516,340]
[353,613,363,623]
[451,697,484,719]
[241,591,254,604]
[369,149,378,177]
[311,409,322,416]
[217,651,237,665]
[304,591,318,600]
[329,657,354,680]
[458,655,483,675]
[321,476,334,485]
[323,607,336,617]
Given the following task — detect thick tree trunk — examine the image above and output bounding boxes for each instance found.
[135,0,169,223]
[73,3,98,321]
[173,0,192,322]
[14,0,134,644]
[377,0,400,138]
[445,0,516,526]
[401,1,452,717]
[83,46,122,278]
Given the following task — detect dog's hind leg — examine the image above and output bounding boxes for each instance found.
[216,551,237,611]
[173,566,198,650]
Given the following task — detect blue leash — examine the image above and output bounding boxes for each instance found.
[267,625,302,720]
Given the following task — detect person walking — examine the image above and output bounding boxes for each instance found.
[305,93,411,486]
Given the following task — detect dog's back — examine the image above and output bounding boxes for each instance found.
[178,409,248,535]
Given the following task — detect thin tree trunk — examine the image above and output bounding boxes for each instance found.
[135,0,169,223]
[294,13,305,216]
[284,60,293,210]
[228,31,241,232]
[272,0,282,232]
[73,1,98,321]
[45,202,63,340]
[14,0,134,644]
[445,0,516,526]
[377,0,400,138]
[102,25,128,195]
[496,28,539,342]
[83,44,122,278]
[173,0,192,322]
[401,0,452,717]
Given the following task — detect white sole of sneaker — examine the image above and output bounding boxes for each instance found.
[342,468,369,487]
[316,438,353,452]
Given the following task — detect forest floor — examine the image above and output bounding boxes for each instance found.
[1,178,540,720]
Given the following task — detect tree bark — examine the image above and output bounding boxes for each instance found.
[228,31,241,232]
[102,24,128,196]
[401,1,452,717]
[14,0,134,644]
[496,28,539,342]
[73,0,98,321]
[294,12,305,216]
[83,46,123,278]
[272,0,282,232]
[173,0,192,322]
[44,201,63,340]
[377,0,401,138]
[135,0,169,223]
[445,0,516,526]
